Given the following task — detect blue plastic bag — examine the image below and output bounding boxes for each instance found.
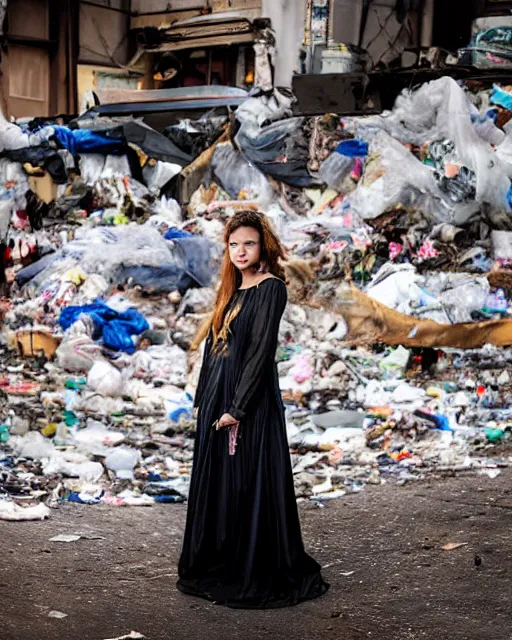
[335,139,369,158]
[59,302,149,354]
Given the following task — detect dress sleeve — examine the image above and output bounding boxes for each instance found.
[193,332,212,409]
[228,280,287,421]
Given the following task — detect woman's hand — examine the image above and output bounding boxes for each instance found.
[217,413,239,429]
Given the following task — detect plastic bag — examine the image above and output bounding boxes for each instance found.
[73,419,124,453]
[165,391,194,423]
[41,225,212,295]
[87,361,124,397]
[164,109,228,157]
[0,499,50,521]
[13,431,55,461]
[491,230,512,262]
[105,447,140,479]
[151,196,182,226]
[379,346,411,380]
[59,302,149,354]
[130,345,187,386]
[435,277,490,324]
[56,335,105,372]
[318,152,355,190]
[0,158,28,185]
[103,154,131,178]
[348,132,440,221]
[0,192,13,241]
[75,274,110,304]
[79,153,106,183]
[43,453,104,482]
[211,143,275,206]
[0,110,32,151]
[235,88,295,127]
[234,117,306,164]
[142,161,181,192]
[364,77,511,213]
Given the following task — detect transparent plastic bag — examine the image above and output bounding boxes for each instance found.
[318,152,355,190]
[211,143,275,206]
[437,277,490,324]
[363,77,511,213]
[56,335,105,372]
[348,132,439,221]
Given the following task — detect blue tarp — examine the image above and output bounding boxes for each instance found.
[59,302,149,354]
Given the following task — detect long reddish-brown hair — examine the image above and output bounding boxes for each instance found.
[192,210,287,350]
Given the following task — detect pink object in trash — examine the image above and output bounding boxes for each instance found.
[389,242,403,260]
[417,240,439,260]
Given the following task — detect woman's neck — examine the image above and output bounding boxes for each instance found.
[240,267,262,288]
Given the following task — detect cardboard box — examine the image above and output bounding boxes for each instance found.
[28,173,59,204]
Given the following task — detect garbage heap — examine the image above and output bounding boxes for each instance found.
[1,77,512,521]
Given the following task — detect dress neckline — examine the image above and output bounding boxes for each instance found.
[238,276,283,291]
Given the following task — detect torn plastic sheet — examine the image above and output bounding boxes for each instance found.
[361,77,511,214]
[18,225,213,295]
[211,143,275,206]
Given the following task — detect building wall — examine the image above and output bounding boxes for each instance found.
[78,0,131,66]
[329,0,431,67]
[0,0,79,119]
[262,0,306,87]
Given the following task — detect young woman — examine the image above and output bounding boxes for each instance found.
[177,210,329,609]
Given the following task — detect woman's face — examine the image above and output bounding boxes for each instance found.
[228,226,261,272]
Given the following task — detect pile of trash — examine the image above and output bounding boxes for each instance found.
[1,76,512,520]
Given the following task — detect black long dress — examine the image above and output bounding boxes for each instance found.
[177,278,329,608]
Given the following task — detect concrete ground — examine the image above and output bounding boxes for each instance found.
[2,469,512,640]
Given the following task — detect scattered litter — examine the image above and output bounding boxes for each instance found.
[102,633,146,640]
[441,542,469,551]
[48,610,68,619]
[49,534,82,543]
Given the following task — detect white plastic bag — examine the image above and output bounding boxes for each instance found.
[13,431,56,460]
[363,77,511,214]
[0,111,32,151]
[143,161,181,192]
[0,499,50,521]
[348,132,440,221]
[211,143,275,207]
[87,361,124,397]
[57,335,105,372]
[105,447,140,479]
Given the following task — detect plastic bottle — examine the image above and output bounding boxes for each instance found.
[0,424,9,443]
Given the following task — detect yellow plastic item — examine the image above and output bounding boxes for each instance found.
[41,423,57,438]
